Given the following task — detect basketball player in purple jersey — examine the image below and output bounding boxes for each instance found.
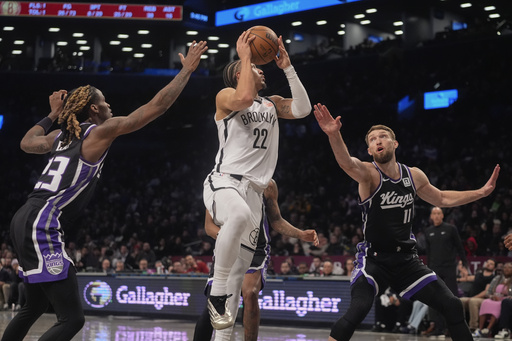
[313,103,499,341]
[2,41,207,341]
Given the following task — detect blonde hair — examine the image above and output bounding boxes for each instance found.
[58,85,97,146]
[365,124,396,146]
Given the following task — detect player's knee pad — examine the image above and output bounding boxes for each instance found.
[330,317,356,341]
[347,276,375,323]
[442,296,465,325]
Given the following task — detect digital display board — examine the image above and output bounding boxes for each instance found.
[215,0,364,27]
[424,89,458,110]
[77,274,375,325]
[0,1,182,20]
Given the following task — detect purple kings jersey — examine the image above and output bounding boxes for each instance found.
[19,123,107,282]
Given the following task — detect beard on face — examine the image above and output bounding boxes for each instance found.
[373,149,393,163]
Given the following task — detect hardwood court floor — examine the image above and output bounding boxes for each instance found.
[0,311,444,340]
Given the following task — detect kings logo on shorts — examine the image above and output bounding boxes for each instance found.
[43,252,64,275]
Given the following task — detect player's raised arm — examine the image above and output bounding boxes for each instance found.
[314,103,371,185]
[413,164,500,207]
[82,41,207,162]
[271,35,311,120]
[216,31,256,117]
[20,90,67,154]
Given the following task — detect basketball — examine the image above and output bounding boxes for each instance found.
[248,26,279,65]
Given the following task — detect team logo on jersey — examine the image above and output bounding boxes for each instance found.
[380,191,414,209]
[43,252,64,275]
[403,178,411,187]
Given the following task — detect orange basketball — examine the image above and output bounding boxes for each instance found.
[248,26,279,65]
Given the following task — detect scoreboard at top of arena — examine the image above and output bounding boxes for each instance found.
[0,1,182,20]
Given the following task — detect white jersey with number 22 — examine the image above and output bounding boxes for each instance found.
[212,96,279,190]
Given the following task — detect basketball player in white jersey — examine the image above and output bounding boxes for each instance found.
[203,30,311,330]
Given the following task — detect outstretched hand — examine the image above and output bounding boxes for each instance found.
[313,103,342,136]
[301,229,319,246]
[481,164,500,197]
[179,40,208,72]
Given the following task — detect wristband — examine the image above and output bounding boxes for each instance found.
[36,117,53,134]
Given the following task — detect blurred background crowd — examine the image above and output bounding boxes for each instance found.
[0,5,511,294]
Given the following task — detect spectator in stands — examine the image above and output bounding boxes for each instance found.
[460,258,496,331]
[154,260,166,274]
[184,254,209,274]
[284,256,298,274]
[101,259,113,274]
[0,254,13,310]
[297,262,309,276]
[495,297,512,339]
[472,262,512,338]
[114,261,127,273]
[112,245,134,270]
[308,256,323,276]
[325,233,344,255]
[137,258,149,274]
[7,259,24,311]
[322,260,341,277]
[400,301,430,335]
[372,287,411,333]
[344,258,355,278]
[136,242,157,268]
[280,261,296,276]
[457,260,472,297]
[170,261,187,274]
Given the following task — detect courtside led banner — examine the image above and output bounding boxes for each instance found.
[77,275,375,325]
[215,0,363,26]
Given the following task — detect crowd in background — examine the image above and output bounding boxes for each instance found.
[0,31,511,306]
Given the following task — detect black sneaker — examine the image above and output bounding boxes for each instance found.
[208,294,234,330]
[371,323,385,332]
[392,323,402,333]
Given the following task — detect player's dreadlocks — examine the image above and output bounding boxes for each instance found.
[222,60,242,88]
[58,85,98,146]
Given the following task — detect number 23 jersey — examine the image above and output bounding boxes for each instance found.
[212,96,279,189]
[28,123,107,221]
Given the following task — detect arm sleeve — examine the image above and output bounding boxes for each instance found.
[284,65,312,118]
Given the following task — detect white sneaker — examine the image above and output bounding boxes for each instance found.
[207,294,234,330]
[495,329,510,339]
[482,328,490,336]
[473,329,483,338]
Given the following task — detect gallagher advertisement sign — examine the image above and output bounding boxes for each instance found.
[77,275,374,324]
